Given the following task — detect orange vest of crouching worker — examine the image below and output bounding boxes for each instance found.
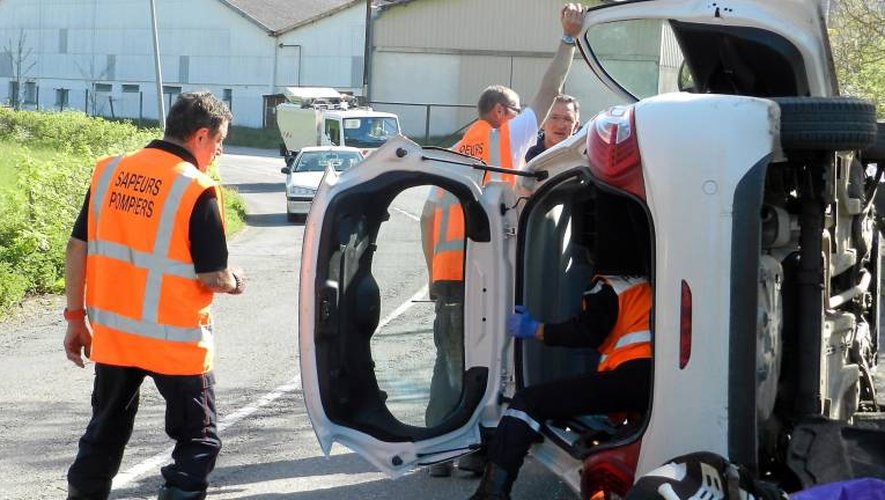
[85,149,223,375]
[593,275,652,372]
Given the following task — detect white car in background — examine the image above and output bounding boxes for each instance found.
[281,146,364,222]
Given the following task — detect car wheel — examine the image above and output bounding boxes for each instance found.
[773,97,877,151]
[862,121,885,162]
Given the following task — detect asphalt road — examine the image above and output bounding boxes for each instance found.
[0,147,573,500]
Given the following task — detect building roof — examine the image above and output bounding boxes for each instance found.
[219,0,363,35]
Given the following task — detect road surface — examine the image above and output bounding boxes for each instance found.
[0,147,573,499]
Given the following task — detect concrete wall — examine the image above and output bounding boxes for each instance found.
[369,0,627,141]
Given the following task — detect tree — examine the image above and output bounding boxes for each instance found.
[2,30,37,110]
[828,0,885,117]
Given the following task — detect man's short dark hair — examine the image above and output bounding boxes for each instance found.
[164,91,232,142]
[477,85,518,118]
[554,94,580,120]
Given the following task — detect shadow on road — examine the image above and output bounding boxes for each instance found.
[246,213,293,228]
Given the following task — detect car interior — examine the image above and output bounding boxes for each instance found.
[517,167,654,459]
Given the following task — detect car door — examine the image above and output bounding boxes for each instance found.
[299,135,521,477]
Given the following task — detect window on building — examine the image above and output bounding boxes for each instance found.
[163,85,182,109]
[122,84,140,93]
[94,83,112,93]
[59,29,68,54]
[7,81,19,107]
[23,81,37,104]
[106,55,116,81]
[179,56,189,84]
[56,88,69,109]
[223,88,232,110]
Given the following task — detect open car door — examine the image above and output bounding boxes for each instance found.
[299,135,519,477]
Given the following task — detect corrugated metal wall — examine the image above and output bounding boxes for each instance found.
[369,0,625,141]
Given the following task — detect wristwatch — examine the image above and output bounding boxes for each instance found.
[561,34,576,46]
[63,307,87,321]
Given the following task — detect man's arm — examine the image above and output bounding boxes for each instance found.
[528,3,585,123]
[198,268,245,294]
[191,189,245,294]
[63,237,91,368]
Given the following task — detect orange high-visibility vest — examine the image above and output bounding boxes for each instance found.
[593,276,652,372]
[454,119,516,185]
[429,188,466,282]
[85,148,222,375]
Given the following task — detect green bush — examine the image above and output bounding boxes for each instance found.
[0,108,159,158]
[0,109,248,317]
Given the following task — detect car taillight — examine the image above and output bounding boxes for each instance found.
[581,440,641,499]
[587,105,645,200]
[680,280,692,369]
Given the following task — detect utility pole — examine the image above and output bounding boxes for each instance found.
[150,0,166,130]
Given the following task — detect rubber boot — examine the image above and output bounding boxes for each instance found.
[468,462,515,500]
[157,485,207,500]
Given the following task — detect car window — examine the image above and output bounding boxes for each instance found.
[294,152,363,172]
[585,19,688,100]
[367,186,466,428]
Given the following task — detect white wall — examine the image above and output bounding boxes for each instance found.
[0,0,367,128]
[275,3,367,95]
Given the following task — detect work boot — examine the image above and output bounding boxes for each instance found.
[428,461,453,477]
[67,484,108,500]
[457,451,488,477]
[468,462,515,500]
[157,485,206,500]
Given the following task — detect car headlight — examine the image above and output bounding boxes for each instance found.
[288,185,316,197]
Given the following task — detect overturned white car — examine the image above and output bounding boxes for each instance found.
[298,0,884,497]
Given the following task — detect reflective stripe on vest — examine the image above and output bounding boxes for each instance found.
[430,188,465,282]
[86,151,216,374]
[454,120,515,186]
[596,275,652,372]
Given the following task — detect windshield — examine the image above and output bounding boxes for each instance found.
[342,117,399,148]
[294,151,362,172]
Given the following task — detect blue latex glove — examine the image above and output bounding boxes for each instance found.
[508,305,540,339]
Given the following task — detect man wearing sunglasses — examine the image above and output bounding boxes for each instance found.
[455,4,585,182]
[422,2,586,479]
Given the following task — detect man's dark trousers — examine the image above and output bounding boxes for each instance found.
[68,363,221,498]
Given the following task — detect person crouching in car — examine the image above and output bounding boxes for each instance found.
[470,275,652,500]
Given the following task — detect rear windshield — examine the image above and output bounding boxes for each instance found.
[584,19,808,99]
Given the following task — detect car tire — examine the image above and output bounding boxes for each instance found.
[862,121,885,162]
[773,97,877,151]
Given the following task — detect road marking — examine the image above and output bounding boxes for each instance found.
[377,285,429,331]
[111,376,300,490]
[111,284,427,490]
[390,206,420,222]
